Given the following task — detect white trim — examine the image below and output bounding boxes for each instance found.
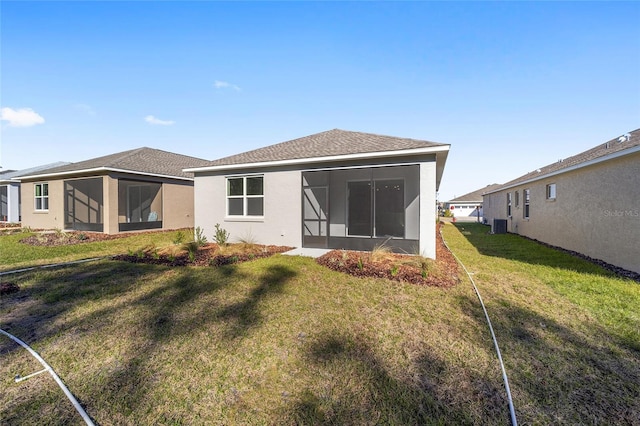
[15,167,194,182]
[34,182,49,212]
[184,145,450,173]
[484,145,640,195]
[226,175,264,218]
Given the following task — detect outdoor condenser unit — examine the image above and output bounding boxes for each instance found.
[492,219,507,234]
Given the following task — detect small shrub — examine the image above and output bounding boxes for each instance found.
[357,257,364,271]
[371,240,392,262]
[173,231,185,245]
[195,226,208,245]
[390,265,399,277]
[214,223,230,246]
[21,226,32,234]
[421,260,431,278]
[238,229,257,245]
[183,241,200,262]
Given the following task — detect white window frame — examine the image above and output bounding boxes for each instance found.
[34,182,49,211]
[507,192,512,217]
[524,189,530,219]
[226,175,264,218]
[546,183,556,200]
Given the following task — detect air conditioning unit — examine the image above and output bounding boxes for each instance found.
[492,219,507,234]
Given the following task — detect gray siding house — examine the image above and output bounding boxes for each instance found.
[17,148,208,234]
[483,129,640,274]
[0,162,70,223]
[186,129,450,259]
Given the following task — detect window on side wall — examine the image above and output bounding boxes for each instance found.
[227,176,264,217]
[34,183,49,211]
[515,190,519,208]
[546,183,556,200]
[524,189,530,219]
[507,192,512,217]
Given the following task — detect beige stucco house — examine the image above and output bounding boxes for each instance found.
[185,129,450,259]
[1,162,70,223]
[483,129,640,274]
[17,148,208,234]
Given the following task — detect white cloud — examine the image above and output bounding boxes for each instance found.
[0,107,45,127]
[144,115,175,126]
[214,80,241,91]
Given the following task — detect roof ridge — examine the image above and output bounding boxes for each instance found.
[488,128,640,192]
[108,147,149,167]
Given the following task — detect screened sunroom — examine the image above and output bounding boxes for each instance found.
[302,164,420,252]
[117,180,163,231]
[64,178,104,231]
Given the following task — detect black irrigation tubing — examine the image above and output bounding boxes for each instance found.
[440,227,518,426]
[0,257,110,277]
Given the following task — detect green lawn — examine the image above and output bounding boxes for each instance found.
[0,229,188,272]
[1,224,638,425]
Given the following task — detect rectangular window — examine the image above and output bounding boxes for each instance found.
[515,190,519,207]
[227,176,264,217]
[507,192,512,217]
[546,183,556,200]
[524,189,530,219]
[35,183,49,211]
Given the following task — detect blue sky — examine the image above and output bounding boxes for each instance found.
[1,1,638,201]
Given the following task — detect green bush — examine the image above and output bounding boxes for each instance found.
[214,224,230,246]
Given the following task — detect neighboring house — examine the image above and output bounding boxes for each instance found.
[185,129,450,259]
[444,184,501,222]
[0,162,70,223]
[16,148,208,234]
[483,129,640,274]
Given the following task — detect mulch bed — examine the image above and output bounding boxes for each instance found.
[19,229,183,246]
[112,244,294,267]
[0,282,20,295]
[316,223,460,287]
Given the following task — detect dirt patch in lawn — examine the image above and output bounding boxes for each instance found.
[19,229,180,246]
[113,243,294,267]
[316,223,460,287]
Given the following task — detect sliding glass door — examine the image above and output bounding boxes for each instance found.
[347,179,404,238]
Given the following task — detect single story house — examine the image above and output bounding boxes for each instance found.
[444,184,501,222]
[185,129,450,259]
[483,129,640,274]
[17,148,208,234]
[1,162,70,223]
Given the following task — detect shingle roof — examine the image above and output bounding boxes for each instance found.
[0,162,71,183]
[17,148,209,180]
[197,129,449,167]
[487,129,640,193]
[447,184,502,203]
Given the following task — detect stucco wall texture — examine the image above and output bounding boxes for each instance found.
[21,175,195,234]
[484,152,640,274]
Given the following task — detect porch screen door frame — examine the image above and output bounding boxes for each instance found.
[302,186,329,248]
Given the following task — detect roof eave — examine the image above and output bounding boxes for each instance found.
[15,167,194,182]
[185,145,451,173]
[483,144,640,196]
